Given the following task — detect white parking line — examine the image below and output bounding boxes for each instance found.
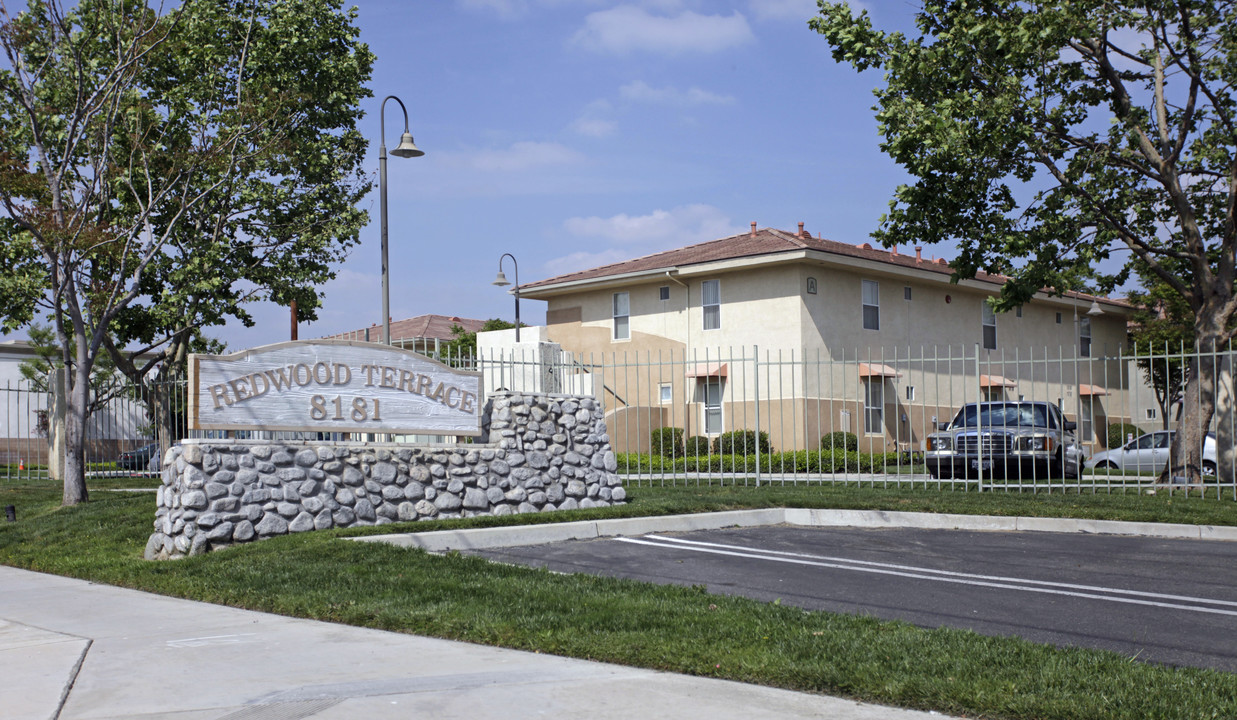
[618,534,1237,617]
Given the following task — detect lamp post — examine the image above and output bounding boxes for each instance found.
[379,95,424,345]
[492,253,520,342]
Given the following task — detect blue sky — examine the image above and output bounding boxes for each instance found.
[238,1,931,349]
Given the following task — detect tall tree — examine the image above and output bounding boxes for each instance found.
[812,0,1237,483]
[0,0,373,505]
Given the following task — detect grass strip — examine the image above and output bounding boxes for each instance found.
[1,481,1235,720]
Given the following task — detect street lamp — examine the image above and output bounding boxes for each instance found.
[379,95,423,345]
[493,253,520,342]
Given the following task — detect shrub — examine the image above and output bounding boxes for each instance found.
[1107,422,1142,449]
[684,435,712,456]
[820,431,858,452]
[712,430,771,456]
[650,427,684,458]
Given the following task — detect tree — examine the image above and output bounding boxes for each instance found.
[0,0,373,505]
[1126,269,1195,430]
[439,319,518,366]
[812,0,1237,483]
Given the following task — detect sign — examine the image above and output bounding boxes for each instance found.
[188,340,483,436]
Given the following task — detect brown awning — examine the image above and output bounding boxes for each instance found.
[686,363,728,378]
[979,374,1018,388]
[859,362,902,379]
[1080,384,1109,396]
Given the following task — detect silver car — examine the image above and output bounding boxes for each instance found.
[1085,430,1217,476]
[925,401,1085,480]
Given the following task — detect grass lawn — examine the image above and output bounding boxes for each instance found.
[2,479,1236,720]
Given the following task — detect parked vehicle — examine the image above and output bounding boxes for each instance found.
[1085,430,1217,477]
[925,401,1085,480]
[117,442,160,472]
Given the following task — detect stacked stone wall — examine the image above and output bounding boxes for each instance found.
[146,392,624,560]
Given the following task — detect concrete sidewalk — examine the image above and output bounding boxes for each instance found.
[0,565,945,720]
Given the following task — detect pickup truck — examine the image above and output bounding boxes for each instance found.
[924,401,1085,480]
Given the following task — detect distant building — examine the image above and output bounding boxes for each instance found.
[518,224,1138,452]
[324,314,488,356]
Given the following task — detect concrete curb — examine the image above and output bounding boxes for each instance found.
[351,509,1237,552]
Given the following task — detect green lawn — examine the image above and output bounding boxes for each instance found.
[2,480,1236,720]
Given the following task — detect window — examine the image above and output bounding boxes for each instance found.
[1080,400,1094,442]
[1056,312,1062,324]
[806,277,818,294]
[1079,317,1092,357]
[659,383,672,404]
[702,279,721,330]
[982,304,997,350]
[612,292,630,340]
[904,286,912,301]
[659,286,670,301]
[1145,407,1158,420]
[863,379,884,435]
[1016,306,1023,318]
[862,280,880,330]
[905,385,916,401]
[702,379,723,434]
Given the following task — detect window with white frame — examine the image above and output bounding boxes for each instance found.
[612,292,630,340]
[659,383,672,404]
[862,280,879,330]
[1079,316,1092,357]
[982,303,997,350]
[1145,407,1157,420]
[702,378,723,434]
[1080,399,1094,441]
[863,379,884,434]
[702,279,721,330]
[905,385,915,401]
[659,286,670,301]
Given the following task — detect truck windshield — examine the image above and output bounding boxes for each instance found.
[952,403,1050,428]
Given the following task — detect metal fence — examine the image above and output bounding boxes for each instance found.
[474,342,1236,498]
[4,342,1233,498]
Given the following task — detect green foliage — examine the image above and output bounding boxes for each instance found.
[439,319,517,363]
[712,430,771,456]
[0,0,374,502]
[820,431,859,452]
[650,428,684,458]
[684,435,712,456]
[812,0,1237,482]
[1107,423,1143,450]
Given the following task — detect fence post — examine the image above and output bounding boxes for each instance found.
[975,343,985,492]
[753,345,761,487]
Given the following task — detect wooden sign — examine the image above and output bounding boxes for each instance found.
[188,340,483,436]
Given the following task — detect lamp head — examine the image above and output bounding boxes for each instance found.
[391,132,424,158]
[1086,299,1104,316]
[493,270,511,287]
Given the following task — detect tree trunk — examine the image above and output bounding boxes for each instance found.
[61,363,90,505]
[1164,329,1222,485]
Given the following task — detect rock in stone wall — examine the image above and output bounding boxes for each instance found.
[146,392,625,560]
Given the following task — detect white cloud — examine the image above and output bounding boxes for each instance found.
[442,141,586,172]
[456,0,530,20]
[571,6,754,55]
[562,203,742,245]
[747,0,820,22]
[570,98,618,137]
[619,80,734,106]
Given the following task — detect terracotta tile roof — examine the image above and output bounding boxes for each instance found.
[323,314,487,343]
[522,226,1129,309]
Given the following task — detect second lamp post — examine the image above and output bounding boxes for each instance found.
[379,95,423,345]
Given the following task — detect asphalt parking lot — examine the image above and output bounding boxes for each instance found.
[467,525,1237,672]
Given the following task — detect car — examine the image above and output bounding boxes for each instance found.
[925,401,1085,480]
[117,442,160,472]
[1085,430,1217,477]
